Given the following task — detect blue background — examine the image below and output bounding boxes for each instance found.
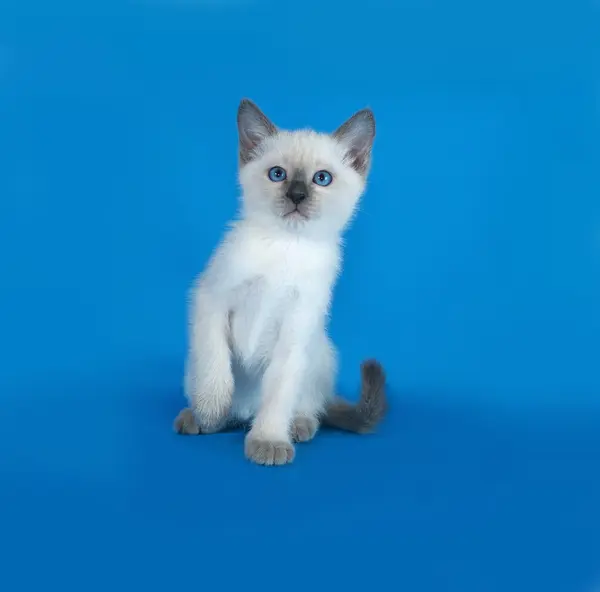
[1,0,599,590]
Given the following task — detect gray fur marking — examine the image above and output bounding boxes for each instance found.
[322,359,387,433]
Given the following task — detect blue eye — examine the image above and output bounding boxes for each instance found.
[268,166,287,182]
[313,170,333,186]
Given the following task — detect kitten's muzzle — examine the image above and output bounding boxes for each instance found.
[286,180,308,205]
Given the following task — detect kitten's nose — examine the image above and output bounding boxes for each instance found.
[286,180,308,205]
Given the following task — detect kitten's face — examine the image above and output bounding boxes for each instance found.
[237,100,375,237]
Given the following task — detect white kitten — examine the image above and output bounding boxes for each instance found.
[174,99,387,466]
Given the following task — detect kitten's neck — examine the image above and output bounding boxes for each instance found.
[234,211,343,247]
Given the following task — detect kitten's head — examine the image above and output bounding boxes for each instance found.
[236,99,375,237]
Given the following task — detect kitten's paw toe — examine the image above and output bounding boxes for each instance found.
[173,408,201,435]
[244,436,295,466]
[290,416,318,443]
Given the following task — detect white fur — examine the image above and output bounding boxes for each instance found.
[185,122,369,446]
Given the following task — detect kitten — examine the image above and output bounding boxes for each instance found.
[173,99,387,466]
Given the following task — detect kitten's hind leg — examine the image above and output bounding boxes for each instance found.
[174,408,235,435]
[290,336,336,444]
[290,416,319,443]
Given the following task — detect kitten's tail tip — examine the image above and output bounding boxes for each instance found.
[322,359,388,434]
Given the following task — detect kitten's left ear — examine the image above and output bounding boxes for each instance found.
[332,108,376,175]
[237,99,277,164]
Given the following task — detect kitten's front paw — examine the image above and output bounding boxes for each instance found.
[290,416,319,443]
[244,434,295,466]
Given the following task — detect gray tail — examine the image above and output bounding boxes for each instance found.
[322,359,387,434]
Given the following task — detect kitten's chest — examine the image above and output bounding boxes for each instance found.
[226,231,337,364]
[229,276,294,365]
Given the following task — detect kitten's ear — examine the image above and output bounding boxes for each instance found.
[332,108,376,175]
[237,99,277,164]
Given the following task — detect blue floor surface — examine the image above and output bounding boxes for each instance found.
[1,1,599,590]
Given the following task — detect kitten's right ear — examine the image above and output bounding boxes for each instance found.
[237,99,277,164]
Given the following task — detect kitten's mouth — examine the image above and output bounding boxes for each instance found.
[283,208,308,220]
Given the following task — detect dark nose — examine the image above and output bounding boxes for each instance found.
[286,180,308,205]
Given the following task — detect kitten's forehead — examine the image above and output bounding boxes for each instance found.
[264,130,342,169]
